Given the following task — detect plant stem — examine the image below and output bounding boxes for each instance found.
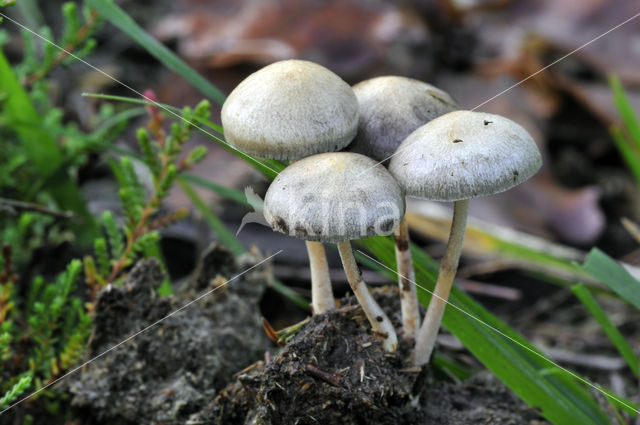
[394,217,420,340]
[337,241,398,352]
[306,241,334,313]
[413,199,469,366]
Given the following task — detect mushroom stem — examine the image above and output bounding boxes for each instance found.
[394,218,420,340]
[306,241,335,313]
[337,241,398,352]
[413,199,469,367]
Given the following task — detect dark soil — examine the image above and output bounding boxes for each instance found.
[63,244,269,425]
[57,246,547,425]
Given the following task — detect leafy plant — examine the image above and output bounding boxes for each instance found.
[84,94,209,294]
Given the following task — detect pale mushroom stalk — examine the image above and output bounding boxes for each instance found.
[306,241,334,313]
[393,218,420,340]
[413,199,468,366]
[337,241,398,352]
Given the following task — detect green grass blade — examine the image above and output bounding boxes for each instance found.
[178,177,245,256]
[580,248,640,310]
[610,126,640,184]
[181,173,249,206]
[597,385,638,417]
[610,75,640,149]
[571,283,639,376]
[0,49,96,245]
[359,236,613,425]
[85,0,226,105]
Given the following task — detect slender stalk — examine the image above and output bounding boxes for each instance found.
[413,199,469,366]
[337,241,398,352]
[394,218,420,340]
[306,241,335,313]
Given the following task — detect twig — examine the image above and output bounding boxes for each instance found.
[22,9,100,86]
[0,197,75,220]
[541,347,627,371]
[305,364,340,387]
[622,217,640,245]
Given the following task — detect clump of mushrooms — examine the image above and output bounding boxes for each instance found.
[264,152,405,352]
[346,76,458,340]
[221,59,359,314]
[389,110,542,366]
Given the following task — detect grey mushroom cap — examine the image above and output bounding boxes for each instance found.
[388,110,542,201]
[264,152,406,243]
[347,76,458,163]
[221,60,359,160]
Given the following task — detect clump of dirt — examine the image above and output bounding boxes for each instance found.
[61,244,546,425]
[64,244,269,425]
[191,287,547,425]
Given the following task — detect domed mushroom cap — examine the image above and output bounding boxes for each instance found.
[221,60,358,160]
[388,110,542,201]
[347,76,458,162]
[264,152,405,243]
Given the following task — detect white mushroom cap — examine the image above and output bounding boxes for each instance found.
[221,60,359,160]
[347,76,458,162]
[388,110,542,201]
[264,152,405,243]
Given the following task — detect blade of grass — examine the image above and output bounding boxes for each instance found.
[181,173,249,206]
[610,126,640,184]
[610,75,640,148]
[0,49,96,245]
[86,0,226,105]
[178,177,245,256]
[571,283,639,376]
[580,248,640,310]
[360,235,613,425]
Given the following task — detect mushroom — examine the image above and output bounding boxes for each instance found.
[388,110,542,366]
[221,59,359,314]
[264,152,404,352]
[347,76,458,341]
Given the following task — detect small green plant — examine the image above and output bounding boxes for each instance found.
[0,245,88,412]
[0,95,210,415]
[84,94,209,295]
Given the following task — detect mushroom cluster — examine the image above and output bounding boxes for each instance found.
[222,60,542,363]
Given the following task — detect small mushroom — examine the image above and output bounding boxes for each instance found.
[347,76,458,341]
[388,110,542,366]
[264,152,405,352]
[221,59,359,314]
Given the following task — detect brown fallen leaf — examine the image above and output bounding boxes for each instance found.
[152,0,429,79]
